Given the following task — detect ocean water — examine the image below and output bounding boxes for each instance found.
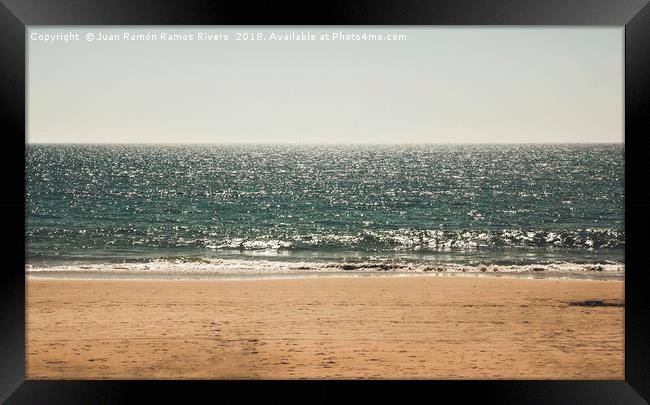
[26,144,624,278]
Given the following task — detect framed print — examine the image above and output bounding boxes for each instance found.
[1,0,649,403]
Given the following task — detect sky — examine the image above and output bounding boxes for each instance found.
[27,27,623,144]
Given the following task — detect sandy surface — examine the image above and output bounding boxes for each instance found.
[26,275,624,379]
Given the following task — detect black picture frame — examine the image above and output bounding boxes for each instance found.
[2,0,649,403]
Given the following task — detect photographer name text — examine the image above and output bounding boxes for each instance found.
[30,31,408,44]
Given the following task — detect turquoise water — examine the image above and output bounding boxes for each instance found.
[26,144,624,274]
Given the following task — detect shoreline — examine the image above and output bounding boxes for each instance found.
[25,270,623,282]
[27,275,624,379]
[25,260,625,282]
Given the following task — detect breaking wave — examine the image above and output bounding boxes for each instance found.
[26,257,624,279]
[207,228,624,251]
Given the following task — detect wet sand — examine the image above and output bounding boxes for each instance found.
[26,276,624,379]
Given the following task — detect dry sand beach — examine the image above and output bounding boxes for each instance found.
[26,275,624,379]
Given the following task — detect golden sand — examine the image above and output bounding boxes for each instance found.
[26,275,624,379]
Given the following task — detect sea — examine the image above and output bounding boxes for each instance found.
[26,144,624,279]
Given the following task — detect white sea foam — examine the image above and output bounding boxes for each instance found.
[25,258,624,280]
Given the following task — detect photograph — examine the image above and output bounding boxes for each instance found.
[25,26,625,380]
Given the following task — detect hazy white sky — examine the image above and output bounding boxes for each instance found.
[28,27,623,144]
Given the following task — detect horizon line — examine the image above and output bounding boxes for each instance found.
[25,141,625,145]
